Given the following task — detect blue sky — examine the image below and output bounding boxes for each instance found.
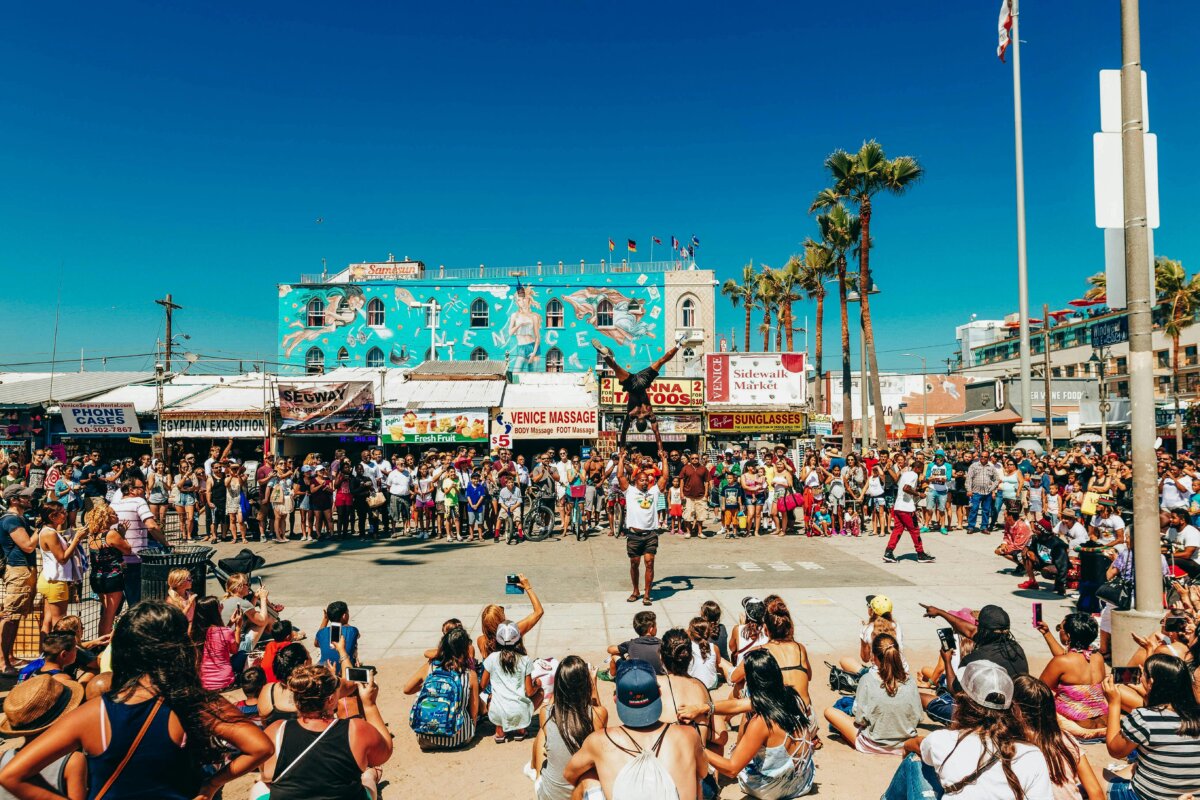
[3,1,1196,376]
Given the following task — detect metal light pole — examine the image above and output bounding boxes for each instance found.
[410,300,441,362]
[1112,0,1160,664]
[1090,349,1111,457]
[902,353,928,448]
[848,282,881,454]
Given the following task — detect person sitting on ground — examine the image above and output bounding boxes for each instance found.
[925,603,1029,726]
[1011,675,1104,800]
[0,601,272,800]
[530,655,607,800]
[257,664,393,800]
[563,658,707,800]
[839,594,905,676]
[404,626,480,751]
[220,572,273,653]
[732,595,812,706]
[682,649,817,799]
[260,619,301,682]
[17,631,77,687]
[482,621,539,743]
[53,615,106,685]
[1103,653,1200,800]
[699,600,730,664]
[477,575,544,661]
[315,600,359,669]
[995,507,1033,574]
[605,610,665,679]
[422,618,478,668]
[658,627,727,796]
[192,596,241,692]
[904,659,1054,798]
[1034,611,1108,741]
[259,640,360,725]
[165,567,197,625]
[684,617,729,692]
[825,633,921,756]
[729,596,769,668]
[237,666,267,718]
[0,675,86,798]
[1020,517,1071,594]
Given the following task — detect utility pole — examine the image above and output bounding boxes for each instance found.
[1113,0,1160,665]
[1042,304,1054,449]
[155,294,183,372]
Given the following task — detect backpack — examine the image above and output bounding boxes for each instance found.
[409,661,467,738]
[609,724,679,800]
[825,661,861,694]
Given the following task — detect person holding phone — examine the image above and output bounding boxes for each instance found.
[316,601,360,668]
[1034,612,1108,741]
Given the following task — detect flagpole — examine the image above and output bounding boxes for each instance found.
[649,237,654,266]
[1010,0,1040,447]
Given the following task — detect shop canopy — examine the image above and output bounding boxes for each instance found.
[502,374,596,410]
[380,376,505,410]
[0,372,153,410]
[934,409,1021,428]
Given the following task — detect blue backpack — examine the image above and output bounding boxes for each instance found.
[409,661,466,737]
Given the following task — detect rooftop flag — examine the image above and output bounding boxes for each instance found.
[627,239,637,253]
[997,0,1012,62]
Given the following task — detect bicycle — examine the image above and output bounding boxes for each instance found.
[568,484,588,541]
[522,486,556,542]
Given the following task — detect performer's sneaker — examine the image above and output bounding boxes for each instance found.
[882,550,897,563]
[917,553,936,564]
[590,338,613,359]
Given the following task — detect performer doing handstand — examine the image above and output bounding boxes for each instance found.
[592,333,685,447]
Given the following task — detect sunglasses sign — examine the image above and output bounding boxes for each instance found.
[60,403,141,435]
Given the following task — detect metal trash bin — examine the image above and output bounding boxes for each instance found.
[138,546,213,603]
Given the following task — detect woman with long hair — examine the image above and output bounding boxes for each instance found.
[146,460,171,526]
[658,628,728,769]
[481,622,539,742]
[308,464,334,540]
[0,602,271,799]
[475,575,544,660]
[1103,653,1200,800]
[741,464,765,536]
[404,626,480,750]
[224,463,247,545]
[686,616,727,691]
[529,656,606,800]
[84,500,132,637]
[192,595,240,692]
[772,459,797,537]
[729,596,769,668]
[294,455,314,541]
[1011,675,1103,800]
[840,594,904,675]
[173,462,200,541]
[34,501,87,636]
[703,649,816,798]
[732,595,812,706]
[825,633,921,755]
[1035,612,1108,740]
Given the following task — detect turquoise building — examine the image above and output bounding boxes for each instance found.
[277,259,717,377]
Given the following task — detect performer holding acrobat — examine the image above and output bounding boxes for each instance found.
[592,333,684,447]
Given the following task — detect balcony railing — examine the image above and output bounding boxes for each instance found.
[297,259,701,284]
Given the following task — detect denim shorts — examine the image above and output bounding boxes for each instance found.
[926,491,948,511]
[178,492,196,507]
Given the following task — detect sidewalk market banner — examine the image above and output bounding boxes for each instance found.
[278,382,377,435]
[705,353,807,405]
[60,403,141,435]
[382,409,488,444]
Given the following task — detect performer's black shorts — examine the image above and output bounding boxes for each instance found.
[625,529,659,558]
[621,367,659,409]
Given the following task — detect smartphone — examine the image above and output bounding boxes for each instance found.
[329,622,341,643]
[505,574,525,595]
[345,666,375,684]
[936,627,956,652]
[1113,666,1141,685]
[1032,602,1043,627]
[1164,616,1187,634]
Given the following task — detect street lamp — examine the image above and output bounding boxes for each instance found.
[408,300,441,362]
[1089,350,1112,456]
[902,353,929,448]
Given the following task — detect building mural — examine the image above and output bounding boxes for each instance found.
[278,272,686,375]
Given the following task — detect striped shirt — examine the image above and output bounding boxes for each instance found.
[1120,707,1200,800]
[110,496,156,564]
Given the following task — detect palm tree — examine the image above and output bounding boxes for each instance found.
[797,241,835,414]
[776,257,804,352]
[813,140,923,444]
[721,261,758,352]
[1084,271,1106,302]
[818,203,861,454]
[757,268,780,351]
[1156,256,1200,451]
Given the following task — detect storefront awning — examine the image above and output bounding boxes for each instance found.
[380,378,505,410]
[934,409,1021,428]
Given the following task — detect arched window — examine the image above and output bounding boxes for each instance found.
[366,298,385,327]
[545,298,564,329]
[596,299,614,328]
[306,298,326,327]
[682,347,697,363]
[470,298,489,328]
[336,347,349,364]
[365,347,385,368]
[545,348,564,373]
[424,299,438,329]
[595,348,610,373]
[305,346,325,375]
[681,297,696,328]
[471,347,489,361]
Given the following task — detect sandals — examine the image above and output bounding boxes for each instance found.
[642,597,653,606]
[626,593,641,603]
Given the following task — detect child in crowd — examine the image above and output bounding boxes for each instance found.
[236,665,267,718]
[481,621,537,743]
[497,474,523,543]
[466,472,487,542]
[699,600,730,663]
[668,476,684,535]
[685,617,726,691]
[844,504,862,538]
[0,674,87,798]
[810,503,831,537]
[1045,483,1062,527]
[604,610,663,678]
[17,631,77,687]
[315,600,360,668]
[826,466,846,535]
[52,616,103,685]
[720,474,742,538]
[165,568,196,624]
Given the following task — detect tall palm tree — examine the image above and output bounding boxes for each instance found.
[721,261,758,352]
[776,257,804,352]
[813,140,923,444]
[818,203,861,454]
[1083,271,1106,302]
[1156,256,1200,451]
[757,268,780,351]
[798,241,835,414]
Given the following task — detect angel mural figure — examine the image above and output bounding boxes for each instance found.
[507,282,542,371]
[593,333,685,447]
[281,285,391,358]
[562,287,655,355]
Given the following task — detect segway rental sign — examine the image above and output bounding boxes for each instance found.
[61,403,141,435]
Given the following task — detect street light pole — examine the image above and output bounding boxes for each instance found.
[902,353,928,449]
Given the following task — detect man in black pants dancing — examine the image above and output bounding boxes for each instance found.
[593,333,685,447]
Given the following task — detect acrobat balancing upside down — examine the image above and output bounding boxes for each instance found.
[592,333,685,447]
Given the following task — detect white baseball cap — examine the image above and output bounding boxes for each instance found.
[495,621,521,647]
[960,659,1014,710]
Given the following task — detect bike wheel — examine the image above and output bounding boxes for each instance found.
[575,507,586,541]
[525,507,553,541]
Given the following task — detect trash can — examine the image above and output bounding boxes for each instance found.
[139,546,213,603]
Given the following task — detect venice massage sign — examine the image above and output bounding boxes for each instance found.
[705,353,807,405]
[495,408,599,439]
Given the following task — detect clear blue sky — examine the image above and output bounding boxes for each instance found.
[3,1,1196,376]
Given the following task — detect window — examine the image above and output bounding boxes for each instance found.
[546,348,564,373]
[680,297,696,328]
[1116,381,1129,397]
[596,299,614,328]
[306,298,325,327]
[336,347,349,364]
[1157,375,1171,395]
[366,298,385,327]
[365,347,385,368]
[424,299,438,329]
[1064,365,1076,378]
[1186,346,1198,366]
[682,347,697,363]
[545,298,564,329]
[1116,356,1128,373]
[470,298,489,328]
[305,347,324,375]
[471,347,489,361]
[1051,367,1061,378]
[1156,350,1170,369]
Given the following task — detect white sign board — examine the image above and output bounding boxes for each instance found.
[705,353,806,405]
[1093,132,1159,230]
[1103,227,1155,311]
[161,416,267,438]
[1099,70,1148,135]
[61,403,140,435]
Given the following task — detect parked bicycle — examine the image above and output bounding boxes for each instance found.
[522,485,557,542]
[567,484,588,541]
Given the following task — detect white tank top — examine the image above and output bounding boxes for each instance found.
[39,528,84,583]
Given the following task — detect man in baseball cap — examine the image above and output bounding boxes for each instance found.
[1019,517,1069,594]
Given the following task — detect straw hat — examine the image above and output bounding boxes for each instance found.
[0,675,84,737]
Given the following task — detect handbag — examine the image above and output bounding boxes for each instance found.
[778,491,801,513]
[825,661,860,694]
[1095,575,1132,610]
[367,491,387,509]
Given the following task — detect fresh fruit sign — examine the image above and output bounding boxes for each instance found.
[382,409,488,443]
